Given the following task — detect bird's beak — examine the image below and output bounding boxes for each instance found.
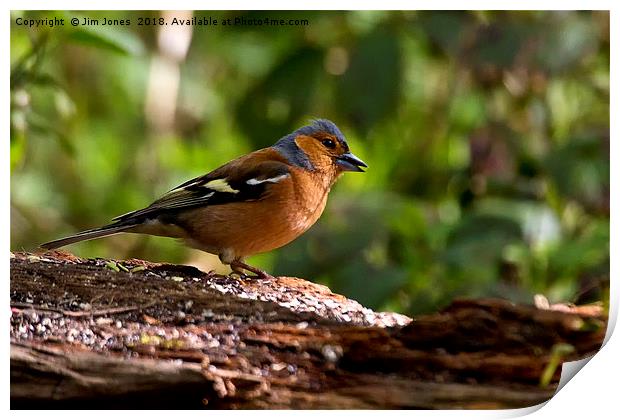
[336,152,368,172]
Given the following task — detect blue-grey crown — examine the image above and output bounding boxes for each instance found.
[273,119,347,170]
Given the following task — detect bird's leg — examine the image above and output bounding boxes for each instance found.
[230,260,274,280]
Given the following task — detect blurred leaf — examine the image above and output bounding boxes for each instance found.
[336,28,401,131]
[545,134,609,210]
[10,125,26,170]
[66,26,145,56]
[28,73,63,89]
[537,13,599,74]
[333,264,408,309]
[547,220,609,278]
[471,19,530,69]
[449,92,487,130]
[10,33,50,89]
[540,343,575,387]
[26,112,76,156]
[417,11,470,56]
[444,214,522,267]
[236,47,323,146]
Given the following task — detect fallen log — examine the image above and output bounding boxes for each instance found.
[10,251,606,409]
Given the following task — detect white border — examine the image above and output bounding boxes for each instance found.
[4,3,616,419]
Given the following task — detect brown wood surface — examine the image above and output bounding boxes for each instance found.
[10,251,606,409]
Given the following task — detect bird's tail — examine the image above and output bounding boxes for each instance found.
[40,222,139,250]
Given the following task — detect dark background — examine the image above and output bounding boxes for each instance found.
[10,10,609,315]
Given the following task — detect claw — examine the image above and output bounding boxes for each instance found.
[230,260,274,280]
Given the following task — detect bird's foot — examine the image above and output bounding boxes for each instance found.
[230,261,274,280]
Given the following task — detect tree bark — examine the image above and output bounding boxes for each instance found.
[10,251,606,409]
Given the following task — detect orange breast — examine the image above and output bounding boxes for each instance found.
[176,168,330,261]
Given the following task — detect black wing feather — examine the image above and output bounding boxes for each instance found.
[113,161,290,222]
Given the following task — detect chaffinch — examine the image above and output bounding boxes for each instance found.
[41,119,367,278]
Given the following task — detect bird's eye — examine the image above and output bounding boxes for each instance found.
[321,138,336,149]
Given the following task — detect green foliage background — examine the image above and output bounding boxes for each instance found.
[10,11,609,315]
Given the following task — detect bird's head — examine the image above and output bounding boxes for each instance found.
[273,119,367,180]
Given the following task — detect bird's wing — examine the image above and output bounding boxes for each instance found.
[113,160,291,222]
